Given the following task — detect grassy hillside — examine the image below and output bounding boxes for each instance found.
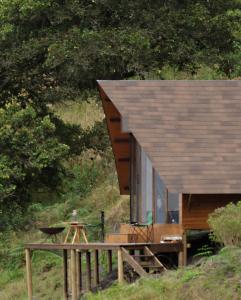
[86,246,241,300]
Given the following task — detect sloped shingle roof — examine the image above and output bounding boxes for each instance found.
[98,80,241,194]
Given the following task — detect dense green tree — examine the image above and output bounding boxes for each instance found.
[1,0,240,103]
[0,0,241,226]
[0,101,69,227]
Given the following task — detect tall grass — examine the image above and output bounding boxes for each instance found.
[53,98,104,129]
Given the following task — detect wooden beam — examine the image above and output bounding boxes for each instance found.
[144,246,166,271]
[70,250,77,300]
[93,250,100,286]
[114,138,130,143]
[63,250,68,300]
[118,157,130,162]
[121,247,147,277]
[107,250,112,273]
[25,248,33,300]
[183,231,187,266]
[26,242,183,252]
[178,251,183,267]
[117,249,124,283]
[86,251,91,291]
[109,117,121,122]
[178,231,187,267]
[76,251,82,298]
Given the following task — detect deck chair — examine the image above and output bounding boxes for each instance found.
[130,211,154,242]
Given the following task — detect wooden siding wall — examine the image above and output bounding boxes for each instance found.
[99,87,130,194]
[182,194,241,229]
[119,223,183,243]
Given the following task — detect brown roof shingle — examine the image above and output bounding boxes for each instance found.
[98,80,241,193]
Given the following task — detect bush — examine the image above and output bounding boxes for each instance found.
[208,201,241,247]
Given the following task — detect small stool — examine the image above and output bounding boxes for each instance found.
[64,223,88,244]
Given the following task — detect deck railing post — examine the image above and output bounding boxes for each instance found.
[25,248,33,300]
[100,211,105,242]
[93,250,100,286]
[76,250,82,295]
[107,249,112,273]
[63,249,68,300]
[183,231,187,266]
[117,248,124,283]
[86,251,91,291]
[71,249,77,300]
[178,231,187,267]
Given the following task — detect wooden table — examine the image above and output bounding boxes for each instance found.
[64,223,88,244]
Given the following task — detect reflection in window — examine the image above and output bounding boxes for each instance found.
[155,173,166,223]
[141,149,153,223]
[168,192,179,224]
[130,137,179,225]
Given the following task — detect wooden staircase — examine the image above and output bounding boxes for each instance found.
[121,246,166,277]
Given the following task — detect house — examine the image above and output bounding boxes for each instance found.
[98,80,241,264]
[24,80,241,299]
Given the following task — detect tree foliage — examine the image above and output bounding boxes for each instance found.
[0,101,69,214]
[0,0,241,227]
[0,0,240,103]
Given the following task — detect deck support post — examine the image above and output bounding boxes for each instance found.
[183,231,187,266]
[178,231,187,267]
[117,248,124,283]
[107,250,112,273]
[76,251,82,298]
[71,249,77,300]
[86,251,91,291]
[63,250,68,300]
[25,248,33,300]
[93,250,100,286]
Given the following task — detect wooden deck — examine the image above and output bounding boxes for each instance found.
[25,241,183,300]
[25,242,182,251]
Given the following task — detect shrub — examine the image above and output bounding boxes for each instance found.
[208,201,241,247]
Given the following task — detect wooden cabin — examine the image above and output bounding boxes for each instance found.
[25,80,241,299]
[98,80,241,262]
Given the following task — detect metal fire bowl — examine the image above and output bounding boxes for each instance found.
[39,227,65,235]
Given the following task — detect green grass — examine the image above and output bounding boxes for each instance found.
[53,98,104,129]
[85,247,241,300]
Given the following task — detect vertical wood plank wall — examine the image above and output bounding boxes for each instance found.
[182,194,241,229]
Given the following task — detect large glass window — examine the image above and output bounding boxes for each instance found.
[140,149,153,223]
[167,192,179,223]
[130,137,179,224]
[130,138,138,223]
[155,173,167,223]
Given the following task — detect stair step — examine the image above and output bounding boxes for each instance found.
[132,255,154,260]
[140,262,159,267]
[142,266,163,270]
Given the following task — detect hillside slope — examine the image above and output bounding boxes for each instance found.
[86,247,241,300]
